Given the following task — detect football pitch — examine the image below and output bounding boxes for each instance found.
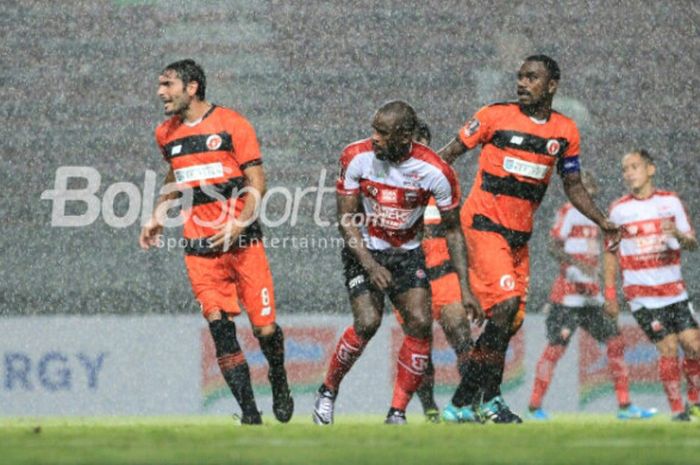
[1,415,699,465]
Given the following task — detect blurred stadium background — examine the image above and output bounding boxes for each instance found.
[1,0,698,318]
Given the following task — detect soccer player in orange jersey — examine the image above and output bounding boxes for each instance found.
[604,150,700,421]
[438,55,621,423]
[140,59,293,425]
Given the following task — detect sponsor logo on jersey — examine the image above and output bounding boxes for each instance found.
[380,189,398,203]
[510,135,524,145]
[503,156,549,180]
[367,185,379,197]
[171,144,182,156]
[173,162,224,183]
[206,134,223,150]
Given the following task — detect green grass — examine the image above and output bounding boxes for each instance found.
[1,415,699,465]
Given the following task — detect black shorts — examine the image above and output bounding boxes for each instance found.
[341,246,430,299]
[632,300,699,343]
[546,304,619,346]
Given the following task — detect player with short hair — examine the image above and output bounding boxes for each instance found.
[527,171,656,420]
[438,54,621,423]
[140,59,293,425]
[313,101,482,425]
[603,149,700,421]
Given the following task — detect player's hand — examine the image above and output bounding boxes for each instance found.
[366,263,392,290]
[139,217,163,250]
[210,220,244,251]
[661,219,679,238]
[603,298,620,318]
[601,219,622,252]
[462,291,485,326]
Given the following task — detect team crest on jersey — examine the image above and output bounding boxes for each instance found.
[499,274,516,291]
[367,185,379,197]
[463,118,480,137]
[206,134,223,150]
[546,139,561,156]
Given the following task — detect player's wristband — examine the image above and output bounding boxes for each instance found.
[604,286,617,300]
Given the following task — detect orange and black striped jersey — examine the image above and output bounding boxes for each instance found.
[155,105,263,251]
[459,102,581,248]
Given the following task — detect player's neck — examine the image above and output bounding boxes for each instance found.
[181,100,212,124]
[632,183,654,200]
[519,102,552,121]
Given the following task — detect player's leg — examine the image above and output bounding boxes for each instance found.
[185,254,261,424]
[447,230,523,423]
[583,306,656,419]
[634,306,686,419]
[232,244,293,423]
[527,304,576,419]
[389,285,432,424]
[313,248,384,425]
[673,301,700,418]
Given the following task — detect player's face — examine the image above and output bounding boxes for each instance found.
[517,61,556,108]
[622,153,655,193]
[158,70,192,116]
[371,112,412,162]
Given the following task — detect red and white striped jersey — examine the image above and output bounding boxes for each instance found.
[549,203,603,307]
[336,139,460,251]
[609,190,695,311]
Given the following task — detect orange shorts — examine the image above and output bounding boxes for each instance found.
[465,228,529,316]
[183,242,276,327]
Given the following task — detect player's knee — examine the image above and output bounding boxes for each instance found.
[354,313,381,339]
[656,337,678,357]
[681,332,700,357]
[404,311,432,338]
[252,323,277,338]
[205,309,224,323]
[489,297,520,328]
[208,317,242,357]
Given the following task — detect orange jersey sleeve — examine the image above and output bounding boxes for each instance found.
[458,105,495,150]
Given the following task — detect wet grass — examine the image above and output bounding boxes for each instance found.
[1,414,698,464]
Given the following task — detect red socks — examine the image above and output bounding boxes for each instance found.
[323,326,368,393]
[606,336,631,407]
[683,357,700,405]
[391,336,431,410]
[659,356,684,413]
[529,344,566,409]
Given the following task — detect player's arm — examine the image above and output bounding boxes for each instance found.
[548,237,598,278]
[337,193,392,290]
[441,208,484,324]
[139,167,177,250]
[209,164,265,250]
[438,138,469,165]
[661,219,698,251]
[562,172,621,250]
[602,248,620,318]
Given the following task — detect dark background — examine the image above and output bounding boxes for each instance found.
[1,0,697,315]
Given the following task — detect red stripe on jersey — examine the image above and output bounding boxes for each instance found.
[619,250,681,270]
[550,203,573,239]
[367,222,422,247]
[562,282,600,296]
[621,218,665,238]
[337,138,373,195]
[359,179,430,208]
[623,281,686,299]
